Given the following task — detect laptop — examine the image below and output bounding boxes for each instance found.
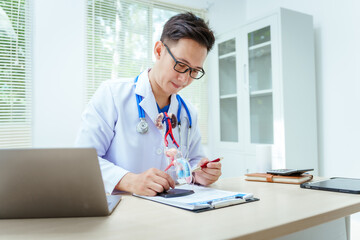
[300,177,360,194]
[0,148,121,219]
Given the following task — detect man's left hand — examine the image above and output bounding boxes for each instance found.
[193,158,222,186]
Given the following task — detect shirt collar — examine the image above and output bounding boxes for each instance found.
[134,69,180,124]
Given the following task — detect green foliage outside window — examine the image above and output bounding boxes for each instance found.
[0,0,29,123]
[86,0,179,100]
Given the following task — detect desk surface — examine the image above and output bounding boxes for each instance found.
[1,177,360,240]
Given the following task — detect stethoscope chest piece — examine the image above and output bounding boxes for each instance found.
[137,118,149,134]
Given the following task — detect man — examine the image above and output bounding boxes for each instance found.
[76,12,221,196]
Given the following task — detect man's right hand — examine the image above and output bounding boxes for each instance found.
[115,168,175,196]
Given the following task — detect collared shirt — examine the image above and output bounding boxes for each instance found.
[157,103,170,113]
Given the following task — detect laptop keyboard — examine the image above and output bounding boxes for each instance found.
[106,195,122,212]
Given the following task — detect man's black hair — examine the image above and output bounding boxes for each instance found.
[160,12,215,52]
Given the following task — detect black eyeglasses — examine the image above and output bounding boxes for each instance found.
[163,43,205,80]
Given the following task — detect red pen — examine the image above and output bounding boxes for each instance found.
[192,157,223,172]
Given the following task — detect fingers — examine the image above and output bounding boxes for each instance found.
[197,158,221,170]
[201,162,221,176]
[194,161,222,186]
[149,175,171,192]
[147,181,166,195]
[197,168,221,180]
[136,168,175,196]
[199,158,209,165]
[196,171,214,181]
[154,169,175,189]
[194,171,215,186]
[141,187,158,197]
[202,169,221,178]
[206,162,222,170]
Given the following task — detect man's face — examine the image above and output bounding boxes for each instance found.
[155,38,207,96]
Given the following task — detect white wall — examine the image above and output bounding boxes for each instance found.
[32,0,85,147]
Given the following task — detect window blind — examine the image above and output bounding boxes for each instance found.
[0,0,32,148]
[86,0,208,143]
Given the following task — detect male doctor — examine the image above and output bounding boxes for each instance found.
[76,12,221,196]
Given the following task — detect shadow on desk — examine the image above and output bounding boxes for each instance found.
[0,216,108,235]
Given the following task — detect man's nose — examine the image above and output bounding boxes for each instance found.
[178,71,190,83]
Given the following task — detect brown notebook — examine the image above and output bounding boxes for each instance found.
[245,173,313,184]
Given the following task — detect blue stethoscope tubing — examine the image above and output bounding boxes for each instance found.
[134,75,192,158]
[176,94,192,158]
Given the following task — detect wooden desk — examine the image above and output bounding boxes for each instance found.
[1,177,360,240]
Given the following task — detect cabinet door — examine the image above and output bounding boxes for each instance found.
[217,38,239,143]
[243,17,277,146]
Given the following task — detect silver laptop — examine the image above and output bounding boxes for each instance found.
[0,148,121,219]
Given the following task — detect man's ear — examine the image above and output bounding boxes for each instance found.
[153,41,163,60]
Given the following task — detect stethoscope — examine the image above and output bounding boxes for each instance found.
[134,75,192,158]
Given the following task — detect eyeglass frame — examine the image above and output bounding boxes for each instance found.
[163,43,205,80]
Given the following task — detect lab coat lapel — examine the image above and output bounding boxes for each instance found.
[167,94,179,116]
[135,70,158,123]
[134,70,180,125]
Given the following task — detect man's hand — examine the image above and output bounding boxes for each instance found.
[115,168,175,196]
[194,158,222,186]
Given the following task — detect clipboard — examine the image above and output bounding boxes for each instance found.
[133,184,259,212]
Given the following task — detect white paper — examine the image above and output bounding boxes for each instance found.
[134,184,253,210]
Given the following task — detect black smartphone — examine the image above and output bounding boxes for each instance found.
[157,188,194,198]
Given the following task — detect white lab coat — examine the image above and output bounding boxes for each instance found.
[75,69,205,194]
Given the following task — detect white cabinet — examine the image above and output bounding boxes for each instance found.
[211,8,318,175]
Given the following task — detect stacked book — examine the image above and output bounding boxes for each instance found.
[245,173,313,184]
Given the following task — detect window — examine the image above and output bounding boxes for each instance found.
[0,0,32,148]
[86,0,208,143]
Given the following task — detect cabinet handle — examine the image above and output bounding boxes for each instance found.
[243,64,248,91]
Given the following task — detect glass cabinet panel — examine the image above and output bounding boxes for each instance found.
[220,97,238,142]
[248,26,270,47]
[218,39,235,56]
[219,56,236,95]
[218,38,238,142]
[248,26,274,144]
[250,95,273,144]
[249,44,272,92]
